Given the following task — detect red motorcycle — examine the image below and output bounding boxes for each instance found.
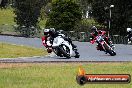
[90,34,116,56]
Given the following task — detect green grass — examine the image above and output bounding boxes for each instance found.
[0,8,46,35]
[0,63,131,88]
[0,8,16,34]
[0,8,46,26]
[0,8,16,25]
[0,42,47,58]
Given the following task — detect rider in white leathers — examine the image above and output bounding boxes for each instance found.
[43,28,77,49]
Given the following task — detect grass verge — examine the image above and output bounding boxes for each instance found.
[0,42,47,58]
[0,8,15,25]
[0,8,46,27]
[0,8,46,36]
[0,62,131,88]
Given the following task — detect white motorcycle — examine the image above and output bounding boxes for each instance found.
[51,35,80,58]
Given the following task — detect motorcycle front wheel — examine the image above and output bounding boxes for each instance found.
[103,43,116,56]
[59,45,71,58]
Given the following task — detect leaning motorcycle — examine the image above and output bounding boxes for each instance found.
[42,35,80,58]
[51,35,80,58]
[91,35,116,56]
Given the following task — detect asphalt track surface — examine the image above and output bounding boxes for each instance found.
[0,35,132,62]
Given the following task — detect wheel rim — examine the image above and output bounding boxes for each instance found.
[62,45,70,55]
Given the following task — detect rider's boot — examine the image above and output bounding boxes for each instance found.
[96,46,100,50]
[74,50,80,58]
[109,41,115,49]
[71,43,77,49]
[66,37,77,49]
[96,44,101,50]
[71,44,79,58]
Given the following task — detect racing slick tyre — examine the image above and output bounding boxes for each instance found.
[103,43,116,56]
[59,45,71,58]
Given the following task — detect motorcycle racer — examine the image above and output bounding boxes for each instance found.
[42,28,77,53]
[90,26,114,50]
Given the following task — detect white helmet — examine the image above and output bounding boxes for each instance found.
[127,28,132,32]
[44,29,50,36]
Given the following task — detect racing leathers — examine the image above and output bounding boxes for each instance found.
[90,30,113,50]
[42,31,76,53]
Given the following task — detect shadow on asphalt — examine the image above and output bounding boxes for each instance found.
[99,54,116,56]
[48,56,77,59]
[53,57,71,59]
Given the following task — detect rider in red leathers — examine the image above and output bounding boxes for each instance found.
[41,31,52,53]
[90,26,113,50]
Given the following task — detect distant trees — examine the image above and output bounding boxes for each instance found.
[0,0,8,8]
[91,0,132,35]
[14,0,41,37]
[12,0,132,36]
[14,0,51,37]
[75,0,132,35]
[45,0,82,31]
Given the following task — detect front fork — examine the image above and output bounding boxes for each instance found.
[99,41,108,52]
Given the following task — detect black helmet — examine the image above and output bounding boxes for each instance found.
[44,28,56,36]
[57,30,64,34]
[49,28,55,35]
[91,26,97,32]
[50,28,55,32]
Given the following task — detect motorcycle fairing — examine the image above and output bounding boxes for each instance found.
[52,36,75,56]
